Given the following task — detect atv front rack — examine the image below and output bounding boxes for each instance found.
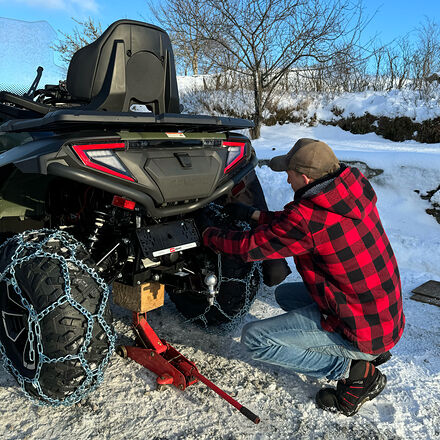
[116,312,260,424]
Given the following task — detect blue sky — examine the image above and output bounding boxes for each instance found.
[0,0,439,44]
[0,0,154,34]
[362,0,440,43]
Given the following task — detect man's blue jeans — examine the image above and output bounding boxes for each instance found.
[241,283,377,380]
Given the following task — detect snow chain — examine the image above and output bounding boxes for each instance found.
[187,204,263,331]
[0,229,116,406]
[187,254,263,332]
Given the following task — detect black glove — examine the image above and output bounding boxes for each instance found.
[262,259,292,287]
[223,202,256,221]
[194,207,218,234]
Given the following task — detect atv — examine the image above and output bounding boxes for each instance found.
[0,19,289,406]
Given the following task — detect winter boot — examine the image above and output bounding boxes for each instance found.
[316,360,387,417]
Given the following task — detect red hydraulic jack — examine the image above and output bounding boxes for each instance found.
[116,312,260,424]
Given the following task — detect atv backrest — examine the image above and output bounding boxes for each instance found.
[66,19,180,114]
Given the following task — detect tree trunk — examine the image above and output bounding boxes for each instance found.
[250,122,261,140]
[192,52,198,76]
[250,70,263,140]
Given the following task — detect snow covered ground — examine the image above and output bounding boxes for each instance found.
[1,124,439,440]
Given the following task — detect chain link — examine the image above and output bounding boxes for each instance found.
[186,204,263,331]
[0,229,116,406]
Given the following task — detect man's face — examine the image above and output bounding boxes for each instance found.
[286,169,307,192]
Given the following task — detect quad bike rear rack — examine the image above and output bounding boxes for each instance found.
[0,109,254,133]
[116,312,260,424]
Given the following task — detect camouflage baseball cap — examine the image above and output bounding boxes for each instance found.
[269,138,340,179]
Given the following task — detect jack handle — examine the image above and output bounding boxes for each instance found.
[180,362,260,424]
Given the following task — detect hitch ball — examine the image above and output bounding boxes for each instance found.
[204,274,217,287]
[204,274,218,306]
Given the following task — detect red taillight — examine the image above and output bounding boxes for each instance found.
[222,141,246,173]
[112,195,136,210]
[231,180,246,196]
[72,143,135,182]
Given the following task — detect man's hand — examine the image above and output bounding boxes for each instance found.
[194,208,217,235]
[224,202,257,221]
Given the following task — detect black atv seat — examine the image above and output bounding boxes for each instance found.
[66,19,180,114]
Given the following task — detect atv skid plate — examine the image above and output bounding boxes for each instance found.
[116,312,260,424]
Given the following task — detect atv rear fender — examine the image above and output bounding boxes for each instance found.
[0,132,258,219]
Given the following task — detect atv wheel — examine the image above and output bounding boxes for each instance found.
[168,252,261,325]
[0,230,114,404]
[167,204,261,326]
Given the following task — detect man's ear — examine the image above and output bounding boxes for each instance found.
[302,174,313,186]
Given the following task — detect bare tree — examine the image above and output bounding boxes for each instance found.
[148,0,216,75]
[313,43,370,93]
[153,0,369,138]
[384,36,413,90]
[371,44,386,91]
[52,17,102,68]
[411,18,440,94]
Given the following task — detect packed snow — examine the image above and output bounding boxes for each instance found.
[0,121,439,440]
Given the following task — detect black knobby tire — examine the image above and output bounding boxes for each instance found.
[0,233,113,402]
[167,205,261,325]
[168,253,260,325]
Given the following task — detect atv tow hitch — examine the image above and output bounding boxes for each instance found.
[116,312,260,424]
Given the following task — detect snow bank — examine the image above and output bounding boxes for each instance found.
[177,76,440,123]
[315,90,440,122]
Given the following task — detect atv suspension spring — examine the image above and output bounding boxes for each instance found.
[88,211,111,253]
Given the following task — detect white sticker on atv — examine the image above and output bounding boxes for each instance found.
[152,242,197,257]
[166,132,186,138]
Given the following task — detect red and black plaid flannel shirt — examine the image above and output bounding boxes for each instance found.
[203,165,405,354]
